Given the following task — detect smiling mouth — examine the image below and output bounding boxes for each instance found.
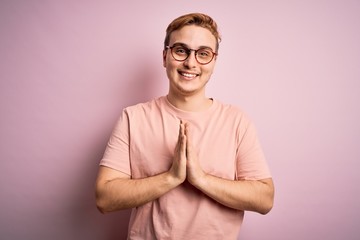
[178,71,199,78]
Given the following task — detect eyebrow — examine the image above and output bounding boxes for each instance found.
[172,42,215,51]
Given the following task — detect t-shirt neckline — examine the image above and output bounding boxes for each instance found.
[162,95,218,119]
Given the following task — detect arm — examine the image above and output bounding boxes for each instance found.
[95,121,188,213]
[185,123,274,214]
[95,166,181,213]
[190,173,274,214]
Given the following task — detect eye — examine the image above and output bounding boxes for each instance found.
[197,48,212,58]
[174,46,188,55]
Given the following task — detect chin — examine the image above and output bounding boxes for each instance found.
[178,86,204,96]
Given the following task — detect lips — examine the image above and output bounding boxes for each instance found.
[178,70,199,79]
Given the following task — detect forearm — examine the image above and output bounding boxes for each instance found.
[96,170,181,213]
[193,175,274,214]
[97,122,188,213]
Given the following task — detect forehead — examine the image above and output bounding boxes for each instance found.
[169,25,217,50]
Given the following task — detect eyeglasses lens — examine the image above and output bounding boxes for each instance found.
[171,46,214,64]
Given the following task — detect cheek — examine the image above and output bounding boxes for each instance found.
[202,65,215,76]
[209,62,217,73]
[165,59,180,72]
[165,63,177,78]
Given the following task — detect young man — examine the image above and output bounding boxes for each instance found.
[96,13,274,239]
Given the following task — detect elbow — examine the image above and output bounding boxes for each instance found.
[95,188,114,214]
[258,199,273,215]
[95,190,129,213]
[96,196,109,214]
[96,196,120,214]
[97,206,106,214]
[96,205,107,215]
[95,186,106,214]
[257,178,275,215]
[95,181,116,214]
[258,190,274,215]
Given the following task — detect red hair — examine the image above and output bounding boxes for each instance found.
[164,13,221,52]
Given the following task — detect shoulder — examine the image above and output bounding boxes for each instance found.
[123,97,164,116]
[119,97,169,126]
[214,99,249,121]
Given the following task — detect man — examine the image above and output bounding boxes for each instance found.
[96,13,274,239]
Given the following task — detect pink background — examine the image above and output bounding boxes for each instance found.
[1,1,359,239]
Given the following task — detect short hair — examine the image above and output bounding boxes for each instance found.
[164,13,221,52]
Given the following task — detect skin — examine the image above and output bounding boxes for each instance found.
[163,25,217,111]
[96,25,274,214]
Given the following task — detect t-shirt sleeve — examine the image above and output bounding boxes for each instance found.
[99,110,131,176]
[235,117,271,180]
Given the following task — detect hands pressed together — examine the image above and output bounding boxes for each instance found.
[97,120,274,214]
[169,121,206,188]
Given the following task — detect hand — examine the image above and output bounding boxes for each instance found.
[184,123,206,187]
[169,121,187,184]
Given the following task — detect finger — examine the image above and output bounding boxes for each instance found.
[184,123,192,145]
[180,122,187,154]
[178,120,183,140]
[181,134,187,157]
[177,121,184,145]
[175,121,183,153]
[181,120,186,135]
[176,121,186,157]
[184,123,194,158]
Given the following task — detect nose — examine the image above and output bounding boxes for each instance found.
[183,50,197,68]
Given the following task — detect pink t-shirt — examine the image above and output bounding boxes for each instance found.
[100,96,271,239]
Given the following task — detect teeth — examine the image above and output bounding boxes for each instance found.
[181,72,197,78]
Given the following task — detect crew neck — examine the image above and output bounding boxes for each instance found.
[162,95,217,120]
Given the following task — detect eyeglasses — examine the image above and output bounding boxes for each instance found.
[165,44,217,65]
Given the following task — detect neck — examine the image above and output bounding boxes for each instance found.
[166,92,212,112]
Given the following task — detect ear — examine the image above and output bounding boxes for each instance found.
[162,50,167,67]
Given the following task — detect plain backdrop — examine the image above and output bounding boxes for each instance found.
[1,1,359,239]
